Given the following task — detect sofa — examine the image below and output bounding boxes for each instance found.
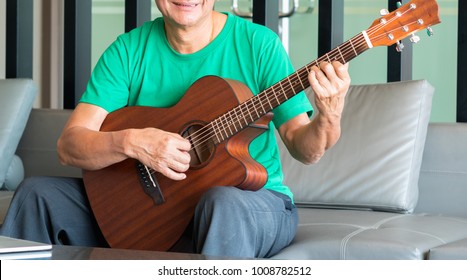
[1,78,467,259]
[0,79,36,192]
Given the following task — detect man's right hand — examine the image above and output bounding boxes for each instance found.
[124,127,192,181]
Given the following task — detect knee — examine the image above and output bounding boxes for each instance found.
[15,176,49,196]
[199,187,245,209]
[14,176,64,201]
[196,187,254,220]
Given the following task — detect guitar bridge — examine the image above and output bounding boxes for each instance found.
[136,162,165,205]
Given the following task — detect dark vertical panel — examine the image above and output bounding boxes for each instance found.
[387,0,412,82]
[317,0,343,57]
[63,0,92,109]
[252,0,279,35]
[125,0,152,33]
[458,0,467,122]
[5,0,33,78]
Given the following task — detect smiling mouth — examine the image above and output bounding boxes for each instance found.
[174,2,199,8]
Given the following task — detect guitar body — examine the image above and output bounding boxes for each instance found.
[83,76,272,251]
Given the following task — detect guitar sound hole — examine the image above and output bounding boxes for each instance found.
[182,123,215,168]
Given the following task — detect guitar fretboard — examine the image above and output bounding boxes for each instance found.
[208,32,370,145]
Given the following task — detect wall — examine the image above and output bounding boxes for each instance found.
[0,0,5,79]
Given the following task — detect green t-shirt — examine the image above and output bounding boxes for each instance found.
[80,13,313,201]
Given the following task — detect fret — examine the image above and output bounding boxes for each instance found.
[247,100,255,122]
[349,37,358,57]
[315,59,321,69]
[239,102,251,125]
[271,86,281,106]
[232,109,241,134]
[214,117,226,142]
[226,111,234,137]
[264,91,273,111]
[336,46,346,64]
[287,76,296,95]
[211,120,221,144]
[295,71,305,90]
[251,97,259,119]
[257,94,266,116]
[279,83,288,101]
[220,117,230,141]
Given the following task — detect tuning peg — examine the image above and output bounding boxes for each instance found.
[396,41,404,52]
[410,34,420,44]
[380,9,389,16]
[426,26,434,37]
[396,2,402,8]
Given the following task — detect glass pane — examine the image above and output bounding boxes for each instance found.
[344,0,387,85]
[288,0,319,69]
[91,0,125,69]
[413,0,457,123]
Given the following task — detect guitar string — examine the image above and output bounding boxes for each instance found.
[184,11,420,154]
[183,29,379,151]
[186,34,368,150]
[146,7,419,174]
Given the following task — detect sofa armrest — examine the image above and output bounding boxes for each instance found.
[0,79,36,190]
[414,122,467,218]
[16,108,81,178]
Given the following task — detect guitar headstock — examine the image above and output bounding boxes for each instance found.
[366,0,441,48]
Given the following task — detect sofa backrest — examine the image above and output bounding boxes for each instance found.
[415,122,467,218]
[279,80,434,213]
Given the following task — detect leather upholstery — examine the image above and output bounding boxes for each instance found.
[280,80,434,213]
[273,80,467,259]
[273,208,467,259]
[429,238,467,259]
[415,123,467,217]
[16,109,81,179]
[0,79,36,190]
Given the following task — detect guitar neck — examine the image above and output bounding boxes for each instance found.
[210,32,370,143]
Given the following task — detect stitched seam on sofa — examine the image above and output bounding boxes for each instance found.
[298,222,365,229]
[340,228,367,260]
[373,215,406,228]
[378,227,447,244]
[340,215,408,259]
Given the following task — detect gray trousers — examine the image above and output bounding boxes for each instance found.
[0,176,298,258]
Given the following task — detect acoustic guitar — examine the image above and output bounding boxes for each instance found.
[83,0,441,251]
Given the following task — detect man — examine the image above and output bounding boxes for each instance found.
[0,0,350,258]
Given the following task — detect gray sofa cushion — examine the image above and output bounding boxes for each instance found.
[280,80,434,213]
[272,208,467,260]
[429,238,467,260]
[0,79,36,190]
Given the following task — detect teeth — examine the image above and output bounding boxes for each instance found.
[175,3,197,7]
